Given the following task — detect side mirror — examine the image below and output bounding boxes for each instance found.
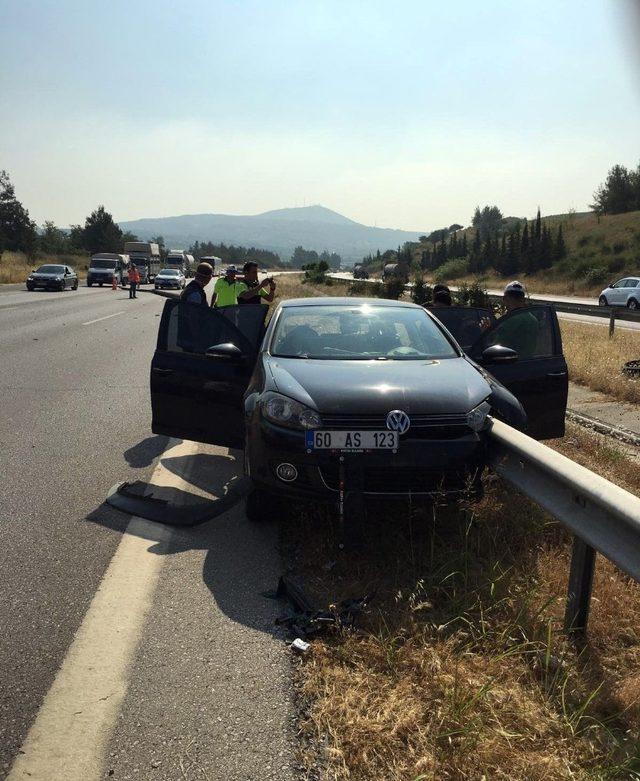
[481,344,518,364]
[205,342,244,361]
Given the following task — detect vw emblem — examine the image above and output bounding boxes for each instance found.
[386,409,411,434]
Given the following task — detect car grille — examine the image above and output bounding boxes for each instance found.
[319,464,479,495]
[320,413,471,440]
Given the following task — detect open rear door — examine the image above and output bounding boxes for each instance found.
[150,302,268,448]
[469,305,568,440]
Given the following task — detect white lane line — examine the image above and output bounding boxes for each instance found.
[7,438,200,781]
[81,311,125,326]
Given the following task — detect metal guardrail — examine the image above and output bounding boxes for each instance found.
[488,417,640,633]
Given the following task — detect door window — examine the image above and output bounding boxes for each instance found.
[164,301,266,356]
[428,307,495,351]
[475,307,555,360]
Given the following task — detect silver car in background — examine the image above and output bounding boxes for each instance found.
[599,276,640,309]
[154,268,186,290]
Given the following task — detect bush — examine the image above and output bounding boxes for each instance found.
[577,235,592,247]
[433,258,469,282]
[410,278,433,306]
[584,266,609,286]
[453,281,490,308]
[607,256,626,273]
[349,280,379,296]
[377,279,405,300]
[613,241,626,254]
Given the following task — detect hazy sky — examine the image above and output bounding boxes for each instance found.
[1,0,639,231]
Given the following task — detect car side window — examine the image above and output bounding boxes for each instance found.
[164,301,266,356]
[476,308,555,360]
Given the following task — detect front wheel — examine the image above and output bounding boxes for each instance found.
[598,295,608,307]
[26,284,34,291]
[628,298,638,311]
[245,488,282,523]
[98,282,103,287]
[87,281,93,287]
[72,281,78,290]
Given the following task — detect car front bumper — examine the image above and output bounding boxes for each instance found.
[246,418,487,501]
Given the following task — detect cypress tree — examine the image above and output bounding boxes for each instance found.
[553,224,567,260]
[534,207,542,243]
[461,233,468,258]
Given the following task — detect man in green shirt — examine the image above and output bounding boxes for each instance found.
[482,280,539,358]
[211,265,270,308]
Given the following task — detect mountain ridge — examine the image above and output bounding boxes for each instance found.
[118,205,428,262]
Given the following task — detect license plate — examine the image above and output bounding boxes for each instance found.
[306,430,398,452]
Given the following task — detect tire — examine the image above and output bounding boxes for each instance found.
[245,488,282,523]
[59,282,66,292]
[87,281,93,287]
[598,295,608,306]
[99,282,103,287]
[628,298,638,311]
[26,284,34,291]
[72,280,78,290]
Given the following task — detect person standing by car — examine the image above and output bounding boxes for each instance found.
[481,280,538,357]
[431,284,452,307]
[211,265,271,308]
[180,262,214,305]
[238,261,276,305]
[128,263,140,299]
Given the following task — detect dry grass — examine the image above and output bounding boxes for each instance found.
[0,250,89,283]
[283,424,640,780]
[560,320,640,404]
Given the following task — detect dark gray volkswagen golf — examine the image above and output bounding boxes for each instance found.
[150,297,568,519]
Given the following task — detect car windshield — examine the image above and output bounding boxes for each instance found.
[90,259,117,269]
[36,265,65,274]
[159,269,180,276]
[271,304,458,360]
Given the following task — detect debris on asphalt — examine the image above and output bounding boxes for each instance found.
[268,575,373,640]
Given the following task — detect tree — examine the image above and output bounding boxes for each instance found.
[150,235,165,248]
[448,223,463,232]
[553,224,567,261]
[39,221,68,254]
[80,206,123,254]
[0,170,37,255]
[472,205,503,240]
[591,163,638,215]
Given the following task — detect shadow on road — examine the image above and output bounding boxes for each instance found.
[87,447,285,637]
[123,435,171,468]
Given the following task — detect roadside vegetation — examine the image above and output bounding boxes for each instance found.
[285,422,640,780]
[560,320,640,405]
[0,250,90,283]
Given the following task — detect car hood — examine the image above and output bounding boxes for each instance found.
[32,273,62,279]
[266,356,490,415]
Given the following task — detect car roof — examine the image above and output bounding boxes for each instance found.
[279,296,422,309]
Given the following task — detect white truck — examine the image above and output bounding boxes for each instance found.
[123,242,161,284]
[87,253,130,287]
[166,249,195,278]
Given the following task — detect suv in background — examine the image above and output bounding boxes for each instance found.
[599,277,640,309]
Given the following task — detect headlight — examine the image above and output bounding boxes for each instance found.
[466,400,491,432]
[261,392,322,430]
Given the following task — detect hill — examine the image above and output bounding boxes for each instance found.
[118,205,426,263]
[412,209,640,295]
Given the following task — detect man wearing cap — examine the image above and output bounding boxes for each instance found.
[481,280,538,358]
[180,261,214,305]
[212,265,272,308]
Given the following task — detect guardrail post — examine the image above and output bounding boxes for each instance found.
[564,535,596,634]
[609,309,615,338]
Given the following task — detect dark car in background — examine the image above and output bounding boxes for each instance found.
[150,297,568,520]
[26,264,78,291]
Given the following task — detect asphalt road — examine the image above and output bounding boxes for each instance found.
[0,283,296,780]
